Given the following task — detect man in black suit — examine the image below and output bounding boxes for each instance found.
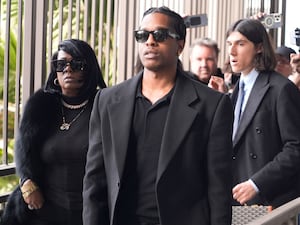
[83,6,233,225]
[227,19,300,208]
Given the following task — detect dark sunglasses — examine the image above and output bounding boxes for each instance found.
[134,29,180,43]
[52,59,86,72]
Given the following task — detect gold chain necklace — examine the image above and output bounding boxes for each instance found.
[60,105,87,131]
[61,99,89,109]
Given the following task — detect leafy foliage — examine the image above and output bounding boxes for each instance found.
[0,139,17,194]
[0,0,21,194]
[0,7,18,103]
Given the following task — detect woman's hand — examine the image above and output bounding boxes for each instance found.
[21,179,45,210]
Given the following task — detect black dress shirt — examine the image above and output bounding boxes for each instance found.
[116,80,174,225]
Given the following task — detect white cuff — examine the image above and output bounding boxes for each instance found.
[248,179,259,193]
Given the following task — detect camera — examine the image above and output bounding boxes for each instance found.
[291,28,300,47]
[184,14,208,28]
[260,13,282,29]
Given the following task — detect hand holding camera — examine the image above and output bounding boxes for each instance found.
[183,14,208,28]
[259,13,282,29]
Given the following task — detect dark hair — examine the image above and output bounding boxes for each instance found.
[45,39,106,98]
[226,19,276,72]
[143,6,186,41]
[142,6,186,72]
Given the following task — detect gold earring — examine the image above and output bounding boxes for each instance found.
[54,78,59,86]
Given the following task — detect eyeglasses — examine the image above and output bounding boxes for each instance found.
[134,29,180,43]
[52,59,86,72]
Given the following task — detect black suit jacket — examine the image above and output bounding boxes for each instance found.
[83,71,233,225]
[231,71,300,207]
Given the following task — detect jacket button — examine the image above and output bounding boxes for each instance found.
[232,156,236,160]
[250,153,257,159]
[255,127,262,134]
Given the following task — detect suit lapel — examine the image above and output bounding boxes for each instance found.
[107,73,142,179]
[233,72,270,147]
[157,73,199,181]
[107,72,200,182]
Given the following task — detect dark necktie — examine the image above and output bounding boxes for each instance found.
[232,80,245,139]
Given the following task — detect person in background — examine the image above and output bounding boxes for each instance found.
[1,39,106,225]
[274,46,300,90]
[227,18,300,208]
[275,46,296,77]
[83,6,233,225]
[188,37,228,92]
[188,37,222,82]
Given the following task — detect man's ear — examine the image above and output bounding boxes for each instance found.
[177,40,185,56]
[256,43,263,54]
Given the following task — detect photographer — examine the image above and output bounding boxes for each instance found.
[275,46,296,77]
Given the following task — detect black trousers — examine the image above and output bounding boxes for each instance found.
[27,201,82,225]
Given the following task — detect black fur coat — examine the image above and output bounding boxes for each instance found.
[1,89,61,225]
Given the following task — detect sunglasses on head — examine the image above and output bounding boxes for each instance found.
[134,29,180,43]
[52,59,86,72]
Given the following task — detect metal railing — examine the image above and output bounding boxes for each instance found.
[0,164,15,214]
[248,198,300,225]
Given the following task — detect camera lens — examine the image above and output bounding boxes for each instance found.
[265,17,274,27]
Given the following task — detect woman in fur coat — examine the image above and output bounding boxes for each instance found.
[0,39,106,225]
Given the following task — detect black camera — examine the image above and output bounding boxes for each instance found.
[184,14,208,28]
[291,28,300,47]
[260,13,282,29]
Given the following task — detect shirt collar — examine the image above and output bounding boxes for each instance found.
[240,68,259,91]
[136,77,175,103]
